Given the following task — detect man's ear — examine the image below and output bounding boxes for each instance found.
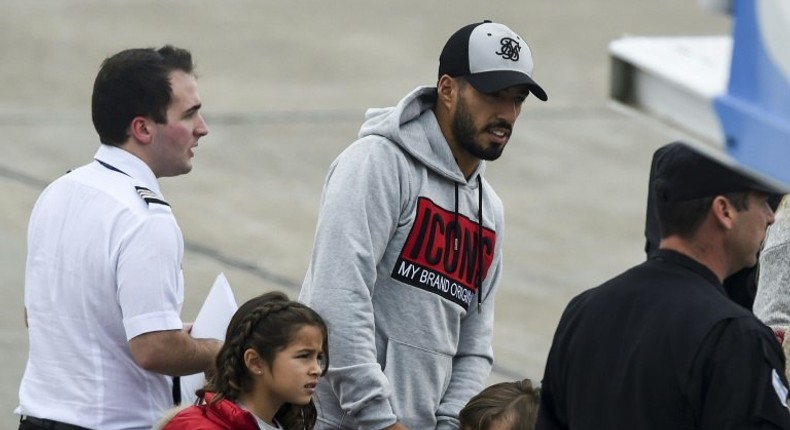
[711,195,735,230]
[129,116,153,144]
[436,75,457,110]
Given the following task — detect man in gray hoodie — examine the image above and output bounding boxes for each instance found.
[299,20,547,430]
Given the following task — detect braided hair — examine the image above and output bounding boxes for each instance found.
[198,291,329,429]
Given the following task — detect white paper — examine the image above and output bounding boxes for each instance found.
[179,273,238,404]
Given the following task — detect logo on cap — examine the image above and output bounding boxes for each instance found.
[496,37,521,61]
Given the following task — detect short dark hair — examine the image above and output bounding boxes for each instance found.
[656,190,750,239]
[91,45,195,146]
[459,379,541,430]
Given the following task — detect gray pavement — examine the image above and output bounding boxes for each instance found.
[0,0,729,427]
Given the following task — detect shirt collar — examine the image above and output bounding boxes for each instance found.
[93,144,162,196]
[649,248,727,296]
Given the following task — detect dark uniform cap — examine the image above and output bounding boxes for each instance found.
[652,141,790,202]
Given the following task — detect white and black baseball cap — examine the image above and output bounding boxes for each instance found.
[439,20,547,101]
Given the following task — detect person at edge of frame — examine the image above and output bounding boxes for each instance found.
[538,141,790,429]
[16,46,220,430]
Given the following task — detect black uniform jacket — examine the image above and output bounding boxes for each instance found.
[537,249,790,430]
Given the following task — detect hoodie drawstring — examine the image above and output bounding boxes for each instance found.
[454,183,460,251]
[454,178,485,314]
[476,176,483,314]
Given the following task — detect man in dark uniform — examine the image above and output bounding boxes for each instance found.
[643,149,781,311]
[537,141,790,429]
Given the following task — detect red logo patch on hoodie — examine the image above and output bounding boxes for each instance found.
[391,197,495,309]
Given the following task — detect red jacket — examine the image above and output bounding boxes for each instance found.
[160,392,260,430]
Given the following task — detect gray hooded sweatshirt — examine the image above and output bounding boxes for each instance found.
[755,198,790,329]
[299,86,504,430]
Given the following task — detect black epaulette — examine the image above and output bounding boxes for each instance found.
[135,186,170,207]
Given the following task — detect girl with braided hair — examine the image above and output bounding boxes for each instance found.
[157,291,328,430]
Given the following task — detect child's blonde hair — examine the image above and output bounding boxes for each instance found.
[459,379,540,430]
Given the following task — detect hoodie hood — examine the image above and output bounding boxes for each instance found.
[357,86,491,313]
[358,86,486,184]
[154,393,260,430]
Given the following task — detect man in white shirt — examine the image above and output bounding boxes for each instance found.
[16,46,222,430]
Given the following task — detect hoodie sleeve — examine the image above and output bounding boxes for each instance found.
[435,227,501,430]
[300,139,409,430]
[754,203,790,328]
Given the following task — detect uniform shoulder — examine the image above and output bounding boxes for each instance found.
[135,186,170,208]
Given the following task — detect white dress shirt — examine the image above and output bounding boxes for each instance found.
[17,145,185,430]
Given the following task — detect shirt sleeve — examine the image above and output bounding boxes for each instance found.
[691,317,790,430]
[299,141,406,430]
[535,298,576,430]
[118,212,185,340]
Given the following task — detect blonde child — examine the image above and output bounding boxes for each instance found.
[157,291,328,430]
[459,379,541,430]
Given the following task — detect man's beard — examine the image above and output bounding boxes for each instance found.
[450,95,509,161]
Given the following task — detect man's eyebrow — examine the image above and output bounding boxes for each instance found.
[183,103,202,117]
